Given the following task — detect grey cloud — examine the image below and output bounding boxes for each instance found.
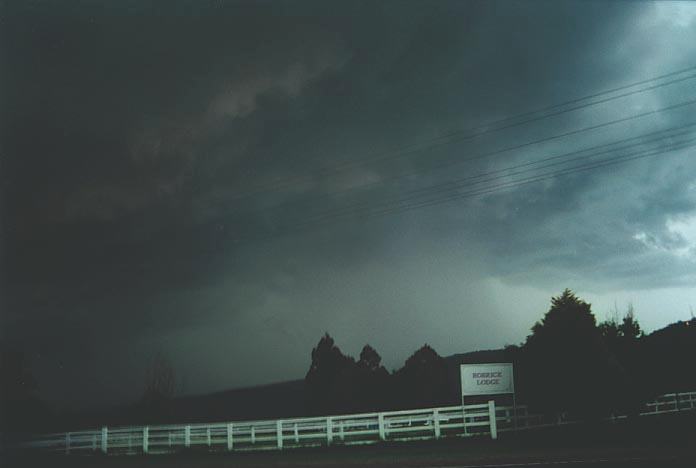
[3,0,696,410]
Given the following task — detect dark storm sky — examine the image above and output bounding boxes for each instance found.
[2,0,696,410]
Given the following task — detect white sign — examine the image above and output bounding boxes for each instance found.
[460,363,514,396]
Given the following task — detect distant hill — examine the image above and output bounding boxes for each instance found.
[639,320,696,394]
[169,349,511,422]
[171,379,308,423]
[51,379,308,430]
[48,319,696,429]
[162,349,511,422]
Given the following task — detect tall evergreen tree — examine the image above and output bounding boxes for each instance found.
[392,344,449,409]
[305,333,356,414]
[355,344,390,411]
[520,289,621,418]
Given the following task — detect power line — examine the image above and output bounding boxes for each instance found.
[223,65,696,202]
[137,133,695,268]
[266,138,696,238]
[299,123,696,223]
[322,97,696,197]
[93,127,696,270]
[362,139,696,220]
[321,71,696,174]
[241,97,696,220]
[295,136,696,228]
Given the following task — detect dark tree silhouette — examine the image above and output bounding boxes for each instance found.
[305,333,356,414]
[357,345,384,372]
[599,317,620,345]
[598,304,648,412]
[519,289,622,418]
[618,304,643,340]
[355,344,390,411]
[392,344,449,409]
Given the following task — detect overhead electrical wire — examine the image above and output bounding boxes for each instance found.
[295,123,696,223]
[109,109,696,268]
[155,132,695,259]
[245,97,696,220]
[223,65,696,202]
[101,68,696,260]
[270,137,696,237]
[366,139,696,220]
[375,141,696,219]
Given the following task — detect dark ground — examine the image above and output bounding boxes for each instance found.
[3,412,695,467]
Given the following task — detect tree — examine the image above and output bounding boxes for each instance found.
[598,304,647,407]
[305,333,356,414]
[355,344,390,411]
[519,289,621,418]
[357,344,384,372]
[617,304,643,340]
[392,344,449,409]
[599,318,620,344]
[600,304,643,346]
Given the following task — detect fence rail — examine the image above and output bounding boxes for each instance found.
[15,390,696,456]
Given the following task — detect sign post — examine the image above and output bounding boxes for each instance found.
[460,363,515,436]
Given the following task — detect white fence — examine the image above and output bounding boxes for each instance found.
[17,390,696,456]
[641,391,696,415]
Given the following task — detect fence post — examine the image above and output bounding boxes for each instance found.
[488,400,498,440]
[251,426,256,444]
[92,433,97,451]
[65,432,71,455]
[294,423,299,443]
[326,417,333,445]
[462,400,468,436]
[277,420,283,449]
[184,425,191,448]
[339,420,345,441]
[378,413,386,441]
[206,427,211,447]
[227,423,233,451]
[143,426,149,454]
[101,427,108,454]
[433,409,441,439]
